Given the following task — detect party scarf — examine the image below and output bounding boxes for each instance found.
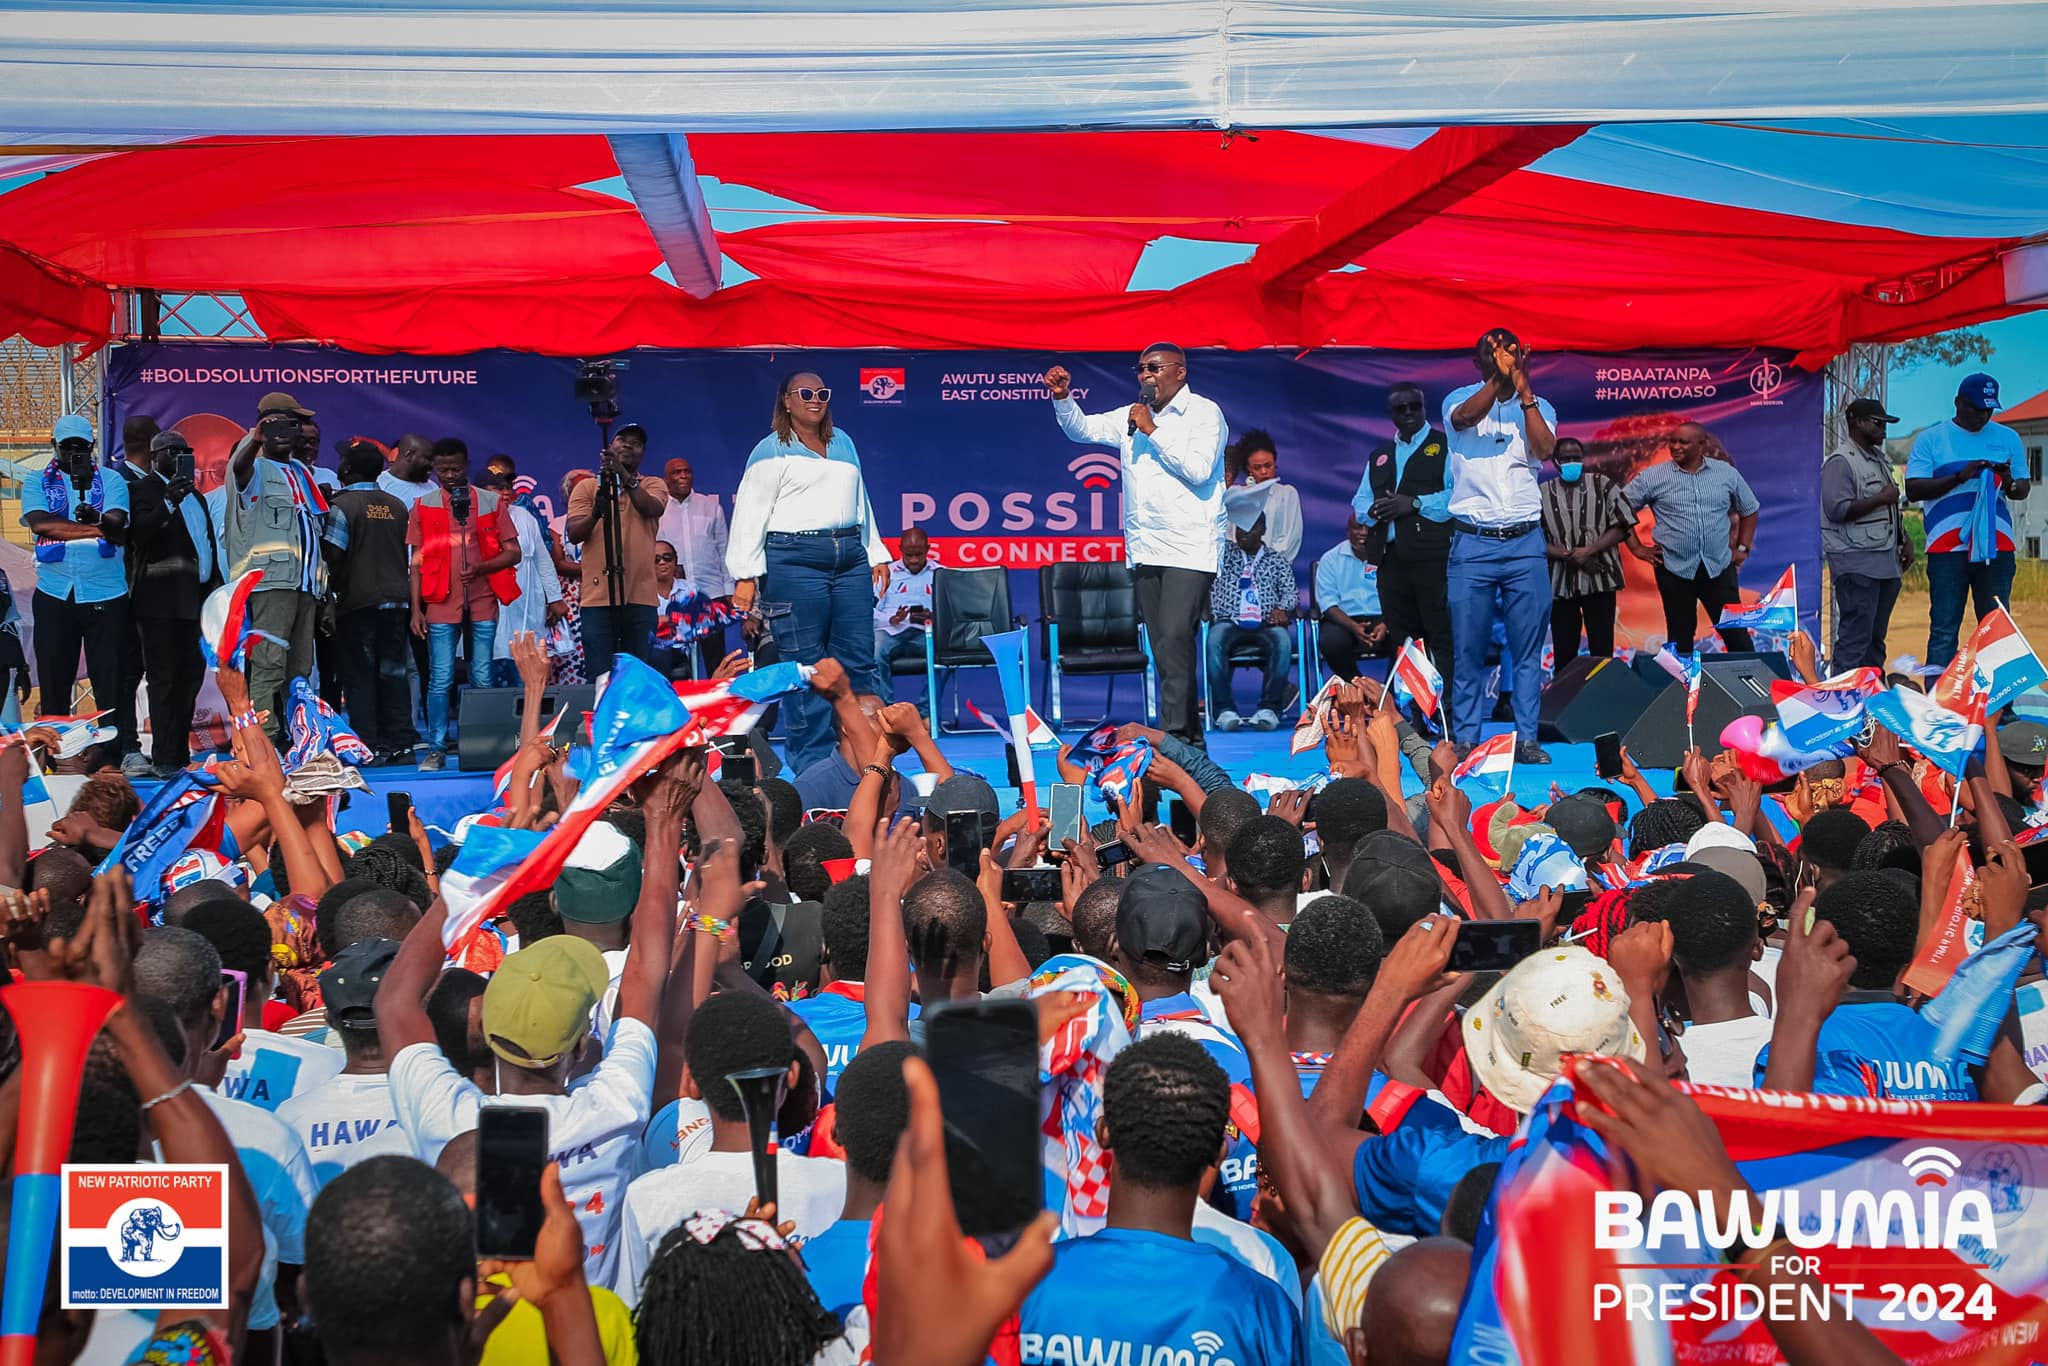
[1072,720,1152,805]
[1028,954,1137,1236]
[36,462,117,562]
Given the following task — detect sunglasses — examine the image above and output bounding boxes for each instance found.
[654,553,677,563]
[1136,360,1173,375]
[791,387,832,403]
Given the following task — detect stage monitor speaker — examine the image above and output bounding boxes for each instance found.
[1538,656,1658,744]
[457,684,597,772]
[1717,650,1791,679]
[1623,658,1780,770]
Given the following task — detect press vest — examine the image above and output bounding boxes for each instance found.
[1363,428,1451,561]
[1821,442,1899,558]
[224,456,317,592]
[416,486,519,606]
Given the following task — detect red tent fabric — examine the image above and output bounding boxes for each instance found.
[0,241,113,349]
[0,132,2023,361]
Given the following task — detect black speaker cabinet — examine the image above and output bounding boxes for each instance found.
[457,685,597,772]
[1538,656,1658,744]
[1623,658,1781,769]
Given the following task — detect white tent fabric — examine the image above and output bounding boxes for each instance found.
[2,1,2046,137]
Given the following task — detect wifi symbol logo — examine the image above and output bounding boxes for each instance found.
[1903,1145,1963,1187]
[1068,452,1122,489]
[1190,1331,1226,1356]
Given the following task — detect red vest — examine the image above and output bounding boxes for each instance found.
[416,487,519,606]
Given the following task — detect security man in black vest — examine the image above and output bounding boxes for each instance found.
[1352,381,1455,725]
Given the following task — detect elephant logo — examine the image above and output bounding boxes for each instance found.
[118,1204,183,1265]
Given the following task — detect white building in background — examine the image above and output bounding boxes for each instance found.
[2005,387,2048,561]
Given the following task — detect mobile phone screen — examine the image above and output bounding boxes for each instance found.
[1000,867,1062,903]
[214,969,246,1051]
[923,999,1043,1237]
[715,736,757,785]
[1165,795,1198,847]
[1049,783,1083,850]
[944,810,989,880]
[475,1106,550,1260]
[1446,918,1543,973]
[387,790,412,833]
[1593,732,1624,780]
[1094,838,1133,868]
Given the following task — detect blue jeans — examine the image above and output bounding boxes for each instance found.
[1925,551,2015,670]
[425,618,496,752]
[1447,526,1550,745]
[1205,623,1293,716]
[874,627,928,702]
[763,528,881,773]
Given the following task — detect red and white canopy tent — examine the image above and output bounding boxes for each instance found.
[1,2,2045,361]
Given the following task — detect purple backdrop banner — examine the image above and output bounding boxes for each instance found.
[104,343,1823,646]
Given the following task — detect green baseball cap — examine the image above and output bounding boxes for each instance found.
[555,820,642,925]
[481,935,611,1068]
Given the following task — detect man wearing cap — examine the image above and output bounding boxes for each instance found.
[225,393,329,735]
[122,425,222,777]
[1997,719,2047,812]
[23,414,131,750]
[566,421,669,670]
[1822,399,1910,673]
[274,939,411,1187]
[1443,328,1558,764]
[553,820,642,1039]
[1906,372,2031,669]
[1206,509,1298,732]
[1047,344,1228,748]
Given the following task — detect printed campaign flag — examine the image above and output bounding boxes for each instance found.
[198,571,275,671]
[983,628,1043,821]
[1451,733,1516,800]
[1866,683,1986,779]
[1073,720,1153,805]
[1715,565,1798,634]
[965,698,1057,749]
[61,1165,229,1310]
[1650,646,1691,686]
[443,655,698,965]
[1902,850,1975,998]
[92,771,232,912]
[1684,650,1702,728]
[1967,608,2048,712]
[1450,1064,2048,1366]
[1769,668,1881,752]
[1754,721,1855,775]
[1394,638,1444,723]
[1933,639,1987,718]
[283,677,373,770]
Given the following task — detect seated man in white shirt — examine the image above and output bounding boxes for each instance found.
[872,526,934,700]
[1315,516,1393,681]
[619,990,846,1306]
[1206,506,1299,732]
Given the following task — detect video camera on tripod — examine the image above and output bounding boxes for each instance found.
[574,358,633,607]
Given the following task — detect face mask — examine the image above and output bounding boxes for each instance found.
[1560,462,1583,483]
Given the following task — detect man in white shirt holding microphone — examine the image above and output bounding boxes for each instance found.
[1047,343,1228,748]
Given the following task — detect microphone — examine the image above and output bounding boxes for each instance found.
[1130,379,1158,436]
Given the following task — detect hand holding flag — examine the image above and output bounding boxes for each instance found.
[1392,639,1443,727]
[1866,683,1985,779]
[1450,733,1515,801]
[1715,564,1798,634]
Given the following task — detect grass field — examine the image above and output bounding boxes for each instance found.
[1878,511,2048,663]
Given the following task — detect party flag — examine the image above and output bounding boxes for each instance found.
[1968,607,2048,712]
[1901,850,1976,998]
[982,628,1042,825]
[1925,921,2039,1065]
[1769,667,1881,752]
[1451,733,1515,801]
[965,698,1057,749]
[198,571,277,671]
[1866,683,1986,779]
[1715,565,1798,634]
[1393,638,1443,723]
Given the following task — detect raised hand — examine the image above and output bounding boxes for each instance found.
[1043,365,1072,401]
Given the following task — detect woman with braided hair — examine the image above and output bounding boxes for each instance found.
[632,1210,852,1366]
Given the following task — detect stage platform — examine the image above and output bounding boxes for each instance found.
[150,721,1688,843]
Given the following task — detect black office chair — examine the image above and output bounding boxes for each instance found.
[1037,563,1155,730]
[924,566,1015,732]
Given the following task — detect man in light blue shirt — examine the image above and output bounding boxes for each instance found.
[23,414,131,750]
[1315,517,1391,680]
[1623,422,1761,652]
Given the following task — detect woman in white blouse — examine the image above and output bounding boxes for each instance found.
[727,371,891,773]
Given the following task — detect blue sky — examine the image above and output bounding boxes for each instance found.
[1888,311,2048,421]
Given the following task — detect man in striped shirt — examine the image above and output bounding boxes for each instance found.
[1539,438,1638,663]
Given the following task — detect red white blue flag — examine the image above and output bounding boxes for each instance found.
[1866,683,1986,779]
[1452,1065,2048,1366]
[1967,608,2047,712]
[1394,638,1444,723]
[198,571,276,671]
[1770,668,1881,752]
[1715,565,1799,635]
[1451,733,1516,800]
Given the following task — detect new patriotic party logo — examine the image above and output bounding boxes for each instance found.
[61,1165,230,1309]
[861,367,906,402]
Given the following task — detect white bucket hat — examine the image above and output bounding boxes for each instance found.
[1463,945,1645,1113]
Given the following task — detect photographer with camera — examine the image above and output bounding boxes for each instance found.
[22,414,131,753]
[224,392,330,739]
[406,439,522,770]
[565,421,668,673]
[120,426,222,777]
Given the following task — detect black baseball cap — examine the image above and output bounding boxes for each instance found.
[319,938,400,1029]
[923,774,1000,821]
[614,421,648,442]
[1843,397,1899,424]
[1114,864,1209,973]
[1545,797,1619,863]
